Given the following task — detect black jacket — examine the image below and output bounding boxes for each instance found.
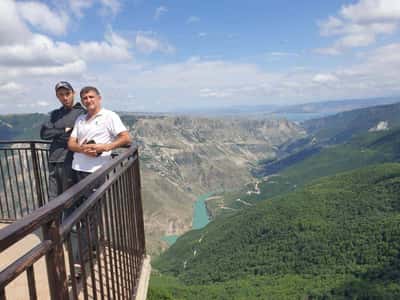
[40,103,86,163]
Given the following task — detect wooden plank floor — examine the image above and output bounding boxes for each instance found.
[0,223,144,300]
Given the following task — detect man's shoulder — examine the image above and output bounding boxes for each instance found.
[74,113,87,123]
[101,108,121,119]
[73,103,86,112]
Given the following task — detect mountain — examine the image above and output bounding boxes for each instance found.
[0,113,47,140]
[152,164,400,299]
[123,115,304,253]
[252,101,400,179]
[303,101,400,144]
[273,97,400,115]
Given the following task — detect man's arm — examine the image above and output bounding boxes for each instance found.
[68,136,98,157]
[84,131,131,154]
[40,111,72,140]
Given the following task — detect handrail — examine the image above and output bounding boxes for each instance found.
[0,240,52,289]
[0,140,50,220]
[0,145,138,251]
[0,140,51,145]
[0,143,146,300]
[59,153,137,237]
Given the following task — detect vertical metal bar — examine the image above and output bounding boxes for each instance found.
[131,161,141,274]
[10,149,24,217]
[77,222,89,300]
[94,203,105,300]
[0,153,11,220]
[17,149,30,215]
[26,265,37,300]
[0,153,6,219]
[24,150,37,211]
[109,182,122,300]
[39,149,49,204]
[122,169,135,296]
[30,143,44,208]
[0,191,4,220]
[134,155,146,256]
[97,201,109,300]
[120,171,132,296]
[4,150,17,220]
[129,163,141,288]
[42,216,68,300]
[103,190,116,300]
[85,213,98,300]
[114,177,128,297]
[66,234,78,300]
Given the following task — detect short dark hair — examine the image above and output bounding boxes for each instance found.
[80,86,100,98]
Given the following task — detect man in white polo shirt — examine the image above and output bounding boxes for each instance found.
[68,86,131,175]
[67,86,131,277]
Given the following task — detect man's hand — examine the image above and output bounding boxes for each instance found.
[81,143,109,156]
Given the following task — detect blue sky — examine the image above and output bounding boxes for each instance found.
[1,0,400,113]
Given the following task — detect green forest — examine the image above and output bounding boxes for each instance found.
[151,164,400,299]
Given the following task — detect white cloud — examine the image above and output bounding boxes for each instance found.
[69,0,94,18]
[0,0,31,45]
[0,28,131,71]
[79,30,132,61]
[69,0,121,17]
[135,32,175,54]
[198,32,207,38]
[317,0,400,54]
[99,0,121,16]
[0,1,132,82]
[341,0,400,22]
[0,82,23,93]
[187,16,200,23]
[314,47,341,56]
[154,6,168,20]
[37,101,50,107]
[17,1,69,35]
[312,73,338,83]
[268,52,299,57]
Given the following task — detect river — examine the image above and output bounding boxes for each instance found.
[162,192,213,246]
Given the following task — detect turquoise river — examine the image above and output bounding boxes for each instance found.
[162,192,213,246]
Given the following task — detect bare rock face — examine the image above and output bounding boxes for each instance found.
[123,115,304,254]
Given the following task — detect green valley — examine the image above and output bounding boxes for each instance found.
[152,164,400,299]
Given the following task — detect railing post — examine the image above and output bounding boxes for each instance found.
[30,142,44,208]
[42,217,68,300]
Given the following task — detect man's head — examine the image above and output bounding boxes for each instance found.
[55,81,75,109]
[80,86,102,116]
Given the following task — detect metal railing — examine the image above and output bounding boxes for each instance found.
[0,141,50,222]
[0,144,146,299]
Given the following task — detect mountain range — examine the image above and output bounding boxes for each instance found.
[151,101,400,299]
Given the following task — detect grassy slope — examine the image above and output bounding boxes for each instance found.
[152,164,400,299]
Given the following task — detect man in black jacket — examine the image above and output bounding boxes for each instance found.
[40,81,86,200]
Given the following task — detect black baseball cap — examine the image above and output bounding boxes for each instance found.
[55,81,74,92]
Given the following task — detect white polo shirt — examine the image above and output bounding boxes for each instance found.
[70,108,128,173]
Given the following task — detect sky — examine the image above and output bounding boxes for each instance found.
[1,0,400,113]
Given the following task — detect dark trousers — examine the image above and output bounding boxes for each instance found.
[48,161,74,200]
[64,170,105,264]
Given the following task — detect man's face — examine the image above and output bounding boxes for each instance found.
[81,90,101,114]
[56,88,74,109]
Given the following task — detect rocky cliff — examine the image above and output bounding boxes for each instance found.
[122,115,304,253]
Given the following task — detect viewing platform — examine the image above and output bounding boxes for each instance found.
[0,141,150,300]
